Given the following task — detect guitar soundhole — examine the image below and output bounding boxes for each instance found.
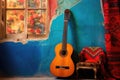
[60,50,67,57]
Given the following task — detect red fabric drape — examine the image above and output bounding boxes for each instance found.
[79,47,105,63]
[103,0,120,51]
[102,0,120,79]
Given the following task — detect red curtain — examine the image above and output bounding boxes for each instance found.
[103,0,120,51]
[102,0,120,79]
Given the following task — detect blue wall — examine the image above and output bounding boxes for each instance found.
[0,0,105,77]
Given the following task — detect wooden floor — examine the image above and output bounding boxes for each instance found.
[0,77,55,80]
[0,78,97,80]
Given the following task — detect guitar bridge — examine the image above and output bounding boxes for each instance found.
[56,66,69,69]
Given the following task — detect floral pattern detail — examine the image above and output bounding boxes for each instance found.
[6,0,47,35]
[27,10,46,35]
[6,10,24,34]
[7,0,24,8]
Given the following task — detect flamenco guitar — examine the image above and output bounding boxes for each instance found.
[50,9,74,77]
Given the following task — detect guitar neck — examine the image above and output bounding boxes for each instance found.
[62,9,70,51]
[62,19,68,51]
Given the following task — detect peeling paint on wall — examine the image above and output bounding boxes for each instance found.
[56,0,80,15]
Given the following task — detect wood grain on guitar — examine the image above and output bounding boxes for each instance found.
[50,9,75,77]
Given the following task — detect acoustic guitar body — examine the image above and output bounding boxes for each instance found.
[50,43,75,77]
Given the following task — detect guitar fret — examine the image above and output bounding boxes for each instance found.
[64,20,68,22]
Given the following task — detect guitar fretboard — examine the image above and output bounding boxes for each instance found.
[62,20,68,51]
[62,9,70,51]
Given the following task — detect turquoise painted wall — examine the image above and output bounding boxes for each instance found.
[0,0,105,77]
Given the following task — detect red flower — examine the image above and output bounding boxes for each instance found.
[34,0,40,3]
[6,27,15,34]
[33,14,38,18]
[18,0,24,3]
[28,28,34,33]
[35,28,41,34]
[30,20,34,26]
[29,10,35,14]
[13,10,17,15]
[19,15,24,20]
[8,17,14,21]
[7,27,12,33]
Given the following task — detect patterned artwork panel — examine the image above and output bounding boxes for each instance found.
[7,0,25,8]
[27,10,46,35]
[6,10,24,34]
[28,0,47,8]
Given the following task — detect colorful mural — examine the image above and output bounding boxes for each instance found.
[6,0,48,36]
[0,0,105,77]
[6,10,24,34]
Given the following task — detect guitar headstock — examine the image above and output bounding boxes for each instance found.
[64,9,71,20]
